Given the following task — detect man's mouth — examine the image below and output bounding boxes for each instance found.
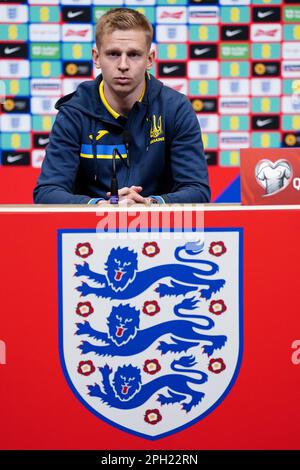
[115,77,131,84]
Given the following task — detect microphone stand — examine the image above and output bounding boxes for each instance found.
[110,148,119,204]
[109,147,130,204]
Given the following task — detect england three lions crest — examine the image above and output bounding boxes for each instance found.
[58,229,243,440]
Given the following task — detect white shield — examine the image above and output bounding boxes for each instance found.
[58,228,243,440]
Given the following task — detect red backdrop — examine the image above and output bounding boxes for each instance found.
[0,166,240,204]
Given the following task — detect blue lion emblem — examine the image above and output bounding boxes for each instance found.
[75,242,225,300]
[77,298,227,357]
[105,247,138,292]
[88,355,207,412]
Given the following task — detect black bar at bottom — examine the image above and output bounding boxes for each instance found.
[0,450,299,466]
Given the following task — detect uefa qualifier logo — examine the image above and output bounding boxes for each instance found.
[255,159,293,196]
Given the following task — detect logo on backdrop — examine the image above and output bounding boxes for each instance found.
[255,159,292,196]
[240,148,300,205]
[59,229,242,439]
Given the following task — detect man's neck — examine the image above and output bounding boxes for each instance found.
[103,81,145,117]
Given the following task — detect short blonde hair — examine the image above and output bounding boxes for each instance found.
[95,8,153,51]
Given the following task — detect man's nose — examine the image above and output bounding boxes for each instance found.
[118,53,129,71]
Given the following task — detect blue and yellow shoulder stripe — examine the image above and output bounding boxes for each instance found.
[80,143,127,160]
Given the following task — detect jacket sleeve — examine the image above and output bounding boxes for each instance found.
[160,95,210,204]
[33,107,91,204]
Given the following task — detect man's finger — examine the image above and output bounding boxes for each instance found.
[119,187,131,195]
[125,192,147,203]
[130,186,143,192]
[107,186,143,197]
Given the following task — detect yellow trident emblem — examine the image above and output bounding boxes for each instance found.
[150,115,163,139]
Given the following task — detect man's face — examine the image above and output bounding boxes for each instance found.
[93,29,154,96]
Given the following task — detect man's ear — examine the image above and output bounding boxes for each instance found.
[92,46,101,69]
[146,48,155,70]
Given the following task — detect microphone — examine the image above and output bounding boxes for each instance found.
[110,148,119,204]
[114,147,129,168]
[109,136,131,204]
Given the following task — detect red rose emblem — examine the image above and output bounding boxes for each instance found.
[75,242,93,258]
[209,241,227,257]
[142,242,160,257]
[142,300,160,316]
[208,358,226,374]
[144,409,162,425]
[209,300,227,315]
[77,360,96,376]
[143,359,161,375]
[76,301,94,317]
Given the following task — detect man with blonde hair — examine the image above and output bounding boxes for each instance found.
[34,8,210,205]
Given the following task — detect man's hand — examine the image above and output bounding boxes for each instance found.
[103,186,148,206]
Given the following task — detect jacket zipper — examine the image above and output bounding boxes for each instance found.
[125,142,130,187]
[92,121,97,181]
